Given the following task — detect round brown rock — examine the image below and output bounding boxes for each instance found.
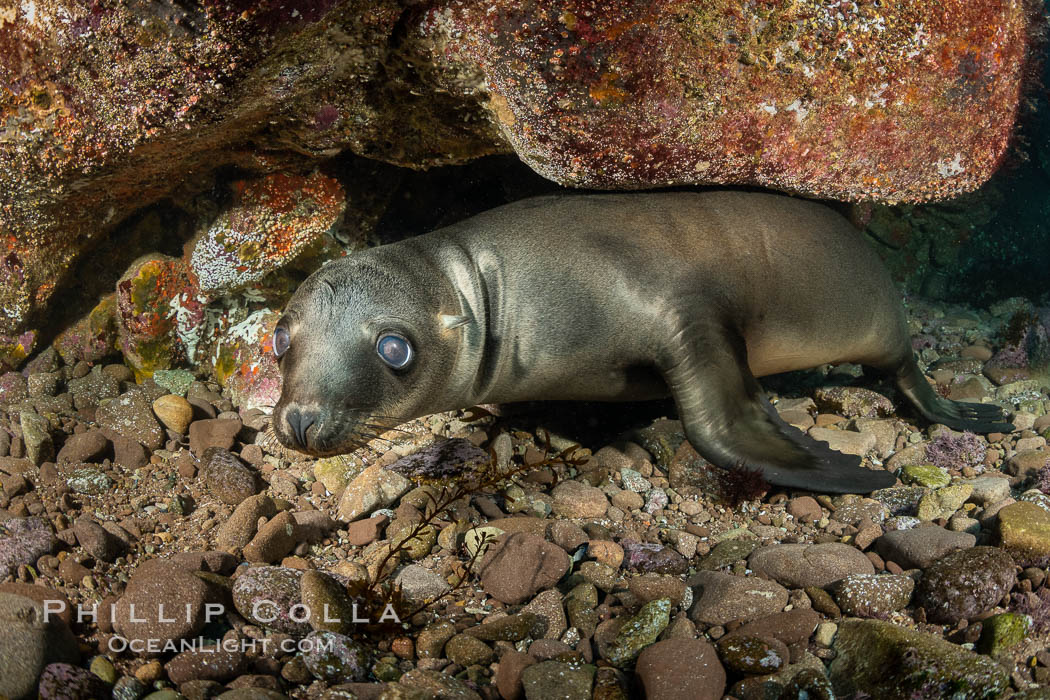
[479,532,571,605]
[874,525,976,569]
[242,511,299,563]
[446,634,495,667]
[635,638,726,700]
[189,417,243,457]
[114,560,215,653]
[747,542,874,588]
[551,480,609,519]
[56,430,109,464]
[73,517,127,563]
[165,643,246,685]
[200,447,258,505]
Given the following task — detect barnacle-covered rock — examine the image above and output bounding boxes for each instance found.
[208,307,283,412]
[189,172,347,297]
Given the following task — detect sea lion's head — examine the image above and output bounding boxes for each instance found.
[271,253,462,456]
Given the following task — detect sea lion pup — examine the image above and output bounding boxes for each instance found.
[271,191,1012,493]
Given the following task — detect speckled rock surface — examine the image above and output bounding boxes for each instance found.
[231,566,309,636]
[0,517,55,575]
[916,546,1017,624]
[829,618,1010,699]
[834,573,915,618]
[433,0,1035,201]
[300,631,372,683]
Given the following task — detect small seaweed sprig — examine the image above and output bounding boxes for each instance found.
[361,429,588,618]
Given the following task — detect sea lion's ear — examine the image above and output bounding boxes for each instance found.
[440,314,471,330]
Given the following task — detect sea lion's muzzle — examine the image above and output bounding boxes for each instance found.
[273,402,325,452]
[273,398,385,457]
[283,405,319,450]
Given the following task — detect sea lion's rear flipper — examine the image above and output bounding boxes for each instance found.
[892,356,1014,433]
[661,328,897,494]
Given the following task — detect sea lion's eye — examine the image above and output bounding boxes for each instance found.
[376,333,413,369]
[273,327,291,358]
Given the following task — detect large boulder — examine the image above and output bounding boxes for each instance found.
[0,0,1038,370]
[0,0,503,365]
[435,0,1034,200]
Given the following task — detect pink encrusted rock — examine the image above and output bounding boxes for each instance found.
[189,171,346,297]
[212,308,284,412]
[431,0,1037,202]
[0,1,499,341]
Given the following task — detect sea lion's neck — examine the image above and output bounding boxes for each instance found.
[424,238,507,411]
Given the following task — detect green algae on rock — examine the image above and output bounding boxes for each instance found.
[829,618,1010,699]
[605,598,672,668]
[901,464,952,489]
[978,612,1032,656]
[998,501,1050,566]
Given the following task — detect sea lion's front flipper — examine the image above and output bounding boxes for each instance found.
[661,329,897,494]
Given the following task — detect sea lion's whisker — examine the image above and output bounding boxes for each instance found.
[361,422,412,437]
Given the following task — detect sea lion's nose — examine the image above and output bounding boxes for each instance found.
[286,407,318,449]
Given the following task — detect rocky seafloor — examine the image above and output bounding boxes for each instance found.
[0,293,1049,700]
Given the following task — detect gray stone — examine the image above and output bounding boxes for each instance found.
[522,660,594,700]
[19,412,53,466]
[0,593,79,700]
[748,542,873,588]
[97,391,165,450]
[394,564,451,607]
[688,571,789,626]
[874,525,975,569]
